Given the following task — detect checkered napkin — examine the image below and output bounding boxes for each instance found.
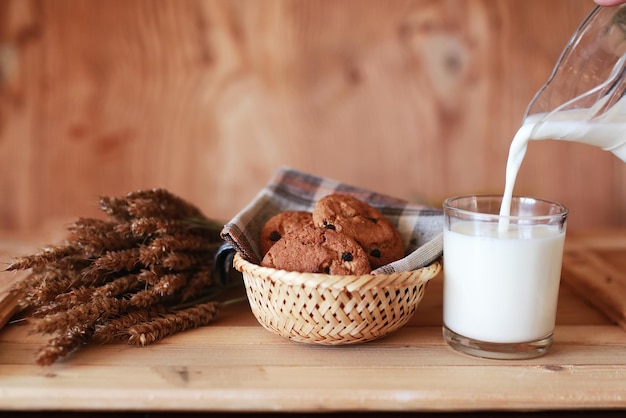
[220,167,443,274]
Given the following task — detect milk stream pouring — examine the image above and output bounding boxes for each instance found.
[499,4,626,228]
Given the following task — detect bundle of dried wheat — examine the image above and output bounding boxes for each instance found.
[5,189,240,366]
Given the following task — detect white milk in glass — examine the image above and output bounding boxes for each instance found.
[443,221,565,343]
[443,96,626,345]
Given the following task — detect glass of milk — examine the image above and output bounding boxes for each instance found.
[442,195,568,360]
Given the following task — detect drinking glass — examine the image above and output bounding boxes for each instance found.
[442,195,568,360]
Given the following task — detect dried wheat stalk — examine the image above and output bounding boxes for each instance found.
[126,301,221,346]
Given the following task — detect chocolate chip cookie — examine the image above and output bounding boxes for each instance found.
[259,211,314,255]
[260,224,371,275]
[312,193,405,269]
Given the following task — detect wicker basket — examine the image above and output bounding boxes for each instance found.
[233,253,442,345]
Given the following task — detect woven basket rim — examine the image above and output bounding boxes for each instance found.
[233,252,441,292]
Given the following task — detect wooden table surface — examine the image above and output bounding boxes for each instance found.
[1,229,625,414]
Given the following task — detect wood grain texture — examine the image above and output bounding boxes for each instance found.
[562,229,626,330]
[0,231,624,412]
[0,0,623,235]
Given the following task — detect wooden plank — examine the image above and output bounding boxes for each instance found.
[1,355,626,412]
[562,231,626,331]
[0,238,38,330]
[0,291,21,330]
[1,325,625,367]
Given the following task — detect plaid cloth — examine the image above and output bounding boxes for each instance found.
[220,167,443,274]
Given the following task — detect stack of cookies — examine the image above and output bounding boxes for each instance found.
[259,193,405,275]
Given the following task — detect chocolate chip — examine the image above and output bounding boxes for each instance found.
[323,222,336,230]
[367,217,378,224]
[269,231,281,242]
[370,249,381,258]
[342,252,353,262]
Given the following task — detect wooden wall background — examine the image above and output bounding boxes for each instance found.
[0,0,624,239]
